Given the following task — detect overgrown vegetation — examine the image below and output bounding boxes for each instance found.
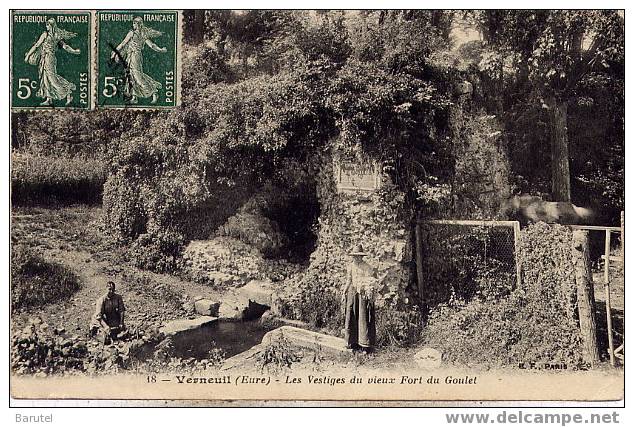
[376,303,425,347]
[255,333,303,374]
[13,10,623,269]
[94,11,456,272]
[125,230,185,274]
[11,245,81,311]
[278,277,343,331]
[12,323,89,375]
[11,318,226,376]
[421,223,583,368]
[420,224,517,309]
[9,10,624,365]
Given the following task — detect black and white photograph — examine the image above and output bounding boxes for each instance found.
[8,6,626,408]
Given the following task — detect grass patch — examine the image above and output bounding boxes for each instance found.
[11,245,81,311]
[12,152,107,206]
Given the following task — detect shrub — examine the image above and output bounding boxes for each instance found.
[376,303,425,347]
[421,222,584,369]
[101,173,147,242]
[422,291,583,369]
[11,319,225,376]
[519,222,577,319]
[298,281,342,330]
[11,152,107,206]
[102,134,209,271]
[255,333,303,374]
[11,323,88,375]
[125,230,185,274]
[11,245,81,310]
[182,45,235,89]
[278,271,343,331]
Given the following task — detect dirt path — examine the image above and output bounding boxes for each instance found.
[12,206,224,336]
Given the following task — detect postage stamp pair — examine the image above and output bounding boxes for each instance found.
[11,10,181,110]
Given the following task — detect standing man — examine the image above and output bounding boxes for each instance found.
[90,281,126,344]
[342,244,377,352]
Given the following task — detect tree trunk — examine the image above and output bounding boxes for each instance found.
[572,230,600,366]
[216,33,227,57]
[186,9,205,45]
[11,112,27,149]
[549,97,571,202]
[483,10,503,43]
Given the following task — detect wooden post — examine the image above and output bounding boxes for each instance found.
[604,230,611,284]
[572,230,600,365]
[513,221,521,289]
[604,230,615,366]
[414,213,426,311]
[621,211,625,265]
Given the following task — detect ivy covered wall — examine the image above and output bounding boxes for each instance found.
[275,152,415,334]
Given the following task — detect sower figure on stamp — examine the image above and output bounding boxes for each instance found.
[90,281,127,344]
[342,244,377,352]
[111,16,167,104]
[24,18,81,106]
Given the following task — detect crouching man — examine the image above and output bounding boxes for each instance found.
[90,281,127,344]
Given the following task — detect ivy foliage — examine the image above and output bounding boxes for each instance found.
[101,12,457,270]
[422,222,583,368]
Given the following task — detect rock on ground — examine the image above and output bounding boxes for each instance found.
[238,279,275,307]
[414,347,442,369]
[262,326,351,355]
[159,316,218,335]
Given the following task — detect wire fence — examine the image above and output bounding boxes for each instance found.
[416,220,521,308]
[417,217,624,366]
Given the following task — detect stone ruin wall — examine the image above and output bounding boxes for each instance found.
[306,153,416,308]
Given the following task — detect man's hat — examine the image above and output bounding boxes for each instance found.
[349,243,369,257]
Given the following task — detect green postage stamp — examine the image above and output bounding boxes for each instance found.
[11,11,93,110]
[97,10,181,109]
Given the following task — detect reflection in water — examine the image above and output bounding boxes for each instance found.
[167,320,271,359]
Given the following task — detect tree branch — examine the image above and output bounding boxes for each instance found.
[563,34,604,96]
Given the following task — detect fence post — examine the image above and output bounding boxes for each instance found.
[572,230,600,366]
[604,230,611,284]
[513,221,521,289]
[604,230,615,366]
[414,213,426,311]
[621,211,625,264]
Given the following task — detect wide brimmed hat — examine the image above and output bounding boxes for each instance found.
[349,243,369,256]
